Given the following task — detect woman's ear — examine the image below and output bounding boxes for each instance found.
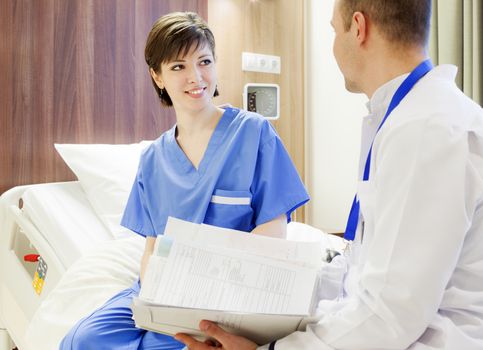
[150,68,164,89]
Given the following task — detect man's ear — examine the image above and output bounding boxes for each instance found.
[150,68,164,89]
[352,11,368,44]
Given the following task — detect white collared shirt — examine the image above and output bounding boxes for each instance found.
[260,65,483,349]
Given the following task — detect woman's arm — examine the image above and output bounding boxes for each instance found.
[251,214,287,238]
[140,236,156,284]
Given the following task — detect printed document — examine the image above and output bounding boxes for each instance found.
[133,217,323,344]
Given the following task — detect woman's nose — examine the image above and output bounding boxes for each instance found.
[187,66,202,83]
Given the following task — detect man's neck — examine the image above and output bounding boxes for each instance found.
[363,46,428,99]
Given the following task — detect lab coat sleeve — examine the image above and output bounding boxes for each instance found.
[262,116,474,349]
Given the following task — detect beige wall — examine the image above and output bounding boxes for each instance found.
[208,0,306,221]
[305,0,366,233]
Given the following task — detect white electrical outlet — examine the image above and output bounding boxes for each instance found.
[242,52,281,74]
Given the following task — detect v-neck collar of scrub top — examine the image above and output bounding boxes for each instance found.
[166,107,235,179]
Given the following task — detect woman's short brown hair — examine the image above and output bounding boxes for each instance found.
[339,0,431,48]
[144,12,219,106]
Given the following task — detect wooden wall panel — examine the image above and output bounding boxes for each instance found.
[0,1,13,191]
[0,0,207,194]
[208,0,305,221]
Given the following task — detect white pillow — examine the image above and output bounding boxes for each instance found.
[55,141,152,238]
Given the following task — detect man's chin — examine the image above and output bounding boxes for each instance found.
[344,80,362,93]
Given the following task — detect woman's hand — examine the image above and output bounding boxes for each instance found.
[175,320,258,350]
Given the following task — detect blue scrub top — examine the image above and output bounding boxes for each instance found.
[121,107,309,237]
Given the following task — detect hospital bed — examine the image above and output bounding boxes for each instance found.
[0,182,98,349]
[0,142,343,350]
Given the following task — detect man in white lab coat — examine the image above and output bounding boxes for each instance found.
[175,0,483,349]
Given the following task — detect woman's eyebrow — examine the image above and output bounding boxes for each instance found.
[171,58,186,62]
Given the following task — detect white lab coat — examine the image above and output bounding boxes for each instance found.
[260,65,483,349]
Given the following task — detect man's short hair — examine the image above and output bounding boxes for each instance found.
[339,0,431,48]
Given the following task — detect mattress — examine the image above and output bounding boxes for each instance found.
[21,181,115,268]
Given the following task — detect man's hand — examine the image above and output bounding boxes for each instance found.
[175,320,258,350]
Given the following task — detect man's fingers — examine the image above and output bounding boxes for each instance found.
[174,333,209,349]
[199,320,230,343]
[204,339,221,347]
[177,321,258,350]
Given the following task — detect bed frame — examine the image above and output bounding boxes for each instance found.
[0,184,69,350]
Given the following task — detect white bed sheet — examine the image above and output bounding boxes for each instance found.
[25,235,144,350]
[21,181,115,268]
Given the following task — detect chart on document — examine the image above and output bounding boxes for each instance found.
[154,241,317,315]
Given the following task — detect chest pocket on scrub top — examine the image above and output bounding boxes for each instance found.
[204,189,254,230]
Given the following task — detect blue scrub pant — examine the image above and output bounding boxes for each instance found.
[59,281,184,350]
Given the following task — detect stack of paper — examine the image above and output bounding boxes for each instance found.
[132,217,322,344]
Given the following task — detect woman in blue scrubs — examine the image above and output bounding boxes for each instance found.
[60,12,309,350]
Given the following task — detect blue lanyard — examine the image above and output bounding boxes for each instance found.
[344,59,433,241]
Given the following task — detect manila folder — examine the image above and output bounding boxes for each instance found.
[132,297,318,345]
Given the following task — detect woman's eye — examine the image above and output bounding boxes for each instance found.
[200,59,212,66]
[171,65,183,71]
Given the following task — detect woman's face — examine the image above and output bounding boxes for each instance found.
[152,43,217,113]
